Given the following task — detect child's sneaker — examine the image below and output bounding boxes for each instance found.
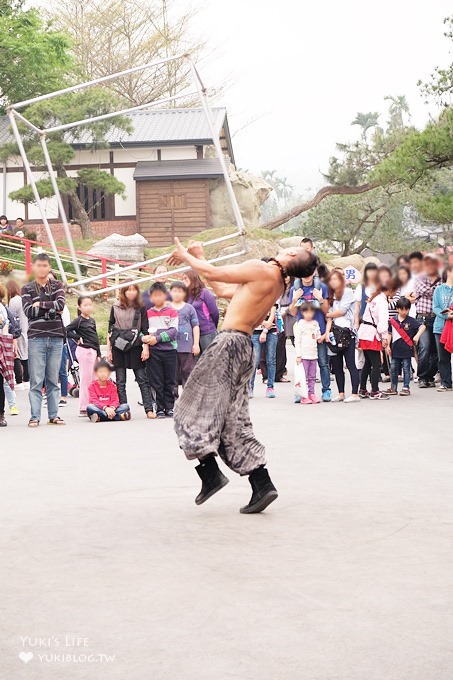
[293,395,301,404]
[310,394,321,404]
[300,397,312,404]
[369,391,389,400]
[359,389,370,399]
[156,410,166,419]
[266,388,276,398]
[10,406,19,416]
[400,387,411,396]
[89,413,100,423]
[322,389,331,402]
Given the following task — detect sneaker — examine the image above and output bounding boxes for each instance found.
[0,414,7,427]
[400,387,411,396]
[79,410,87,417]
[146,410,157,419]
[293,394,301,404]
[384,387,398,396]
[310,394,321,404]
[344,395,361,403]
[436,385,450,392]
[156,410,166,419]
[418,380,428,388]
[322,389,331,402]
[369,391,390,400]
[90,413,100,423]
[300,397,312,404]
[359,389,370,399]
[332,395,344,402]
[427,381,436,388]
[266,388,276,398]
[10,406,19,416]
[166,409,174,418]
[59,399,68,407]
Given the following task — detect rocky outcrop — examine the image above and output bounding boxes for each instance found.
[209,168,272,229]
[87,233,148,262]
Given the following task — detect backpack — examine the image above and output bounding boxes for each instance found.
[6,307,21,339]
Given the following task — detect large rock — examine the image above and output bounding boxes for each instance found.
[88,233,148,262]
[277,236,304,249]
[209,168,272,229]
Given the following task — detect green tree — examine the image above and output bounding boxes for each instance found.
[0,4,72,112]
[418,16,453,106]
[351,111,380,141]
[384,95,411,130]
[3,90,131,238]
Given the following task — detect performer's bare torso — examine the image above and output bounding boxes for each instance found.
[221,262,283,335]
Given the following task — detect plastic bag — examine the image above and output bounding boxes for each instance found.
[294,362,308,399]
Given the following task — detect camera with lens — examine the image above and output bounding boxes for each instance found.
[44,309,57,321]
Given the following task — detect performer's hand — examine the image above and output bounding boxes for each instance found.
[167,237,188,266]
[187,240,205,260]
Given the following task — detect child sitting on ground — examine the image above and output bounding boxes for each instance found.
[385,297,425,396]
[294,302,323,404]
[87,360,131,422]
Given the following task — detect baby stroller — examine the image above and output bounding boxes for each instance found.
[66,339,80,398]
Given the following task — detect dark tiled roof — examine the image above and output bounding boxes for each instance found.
[0,107,228,147]
[133,158,226,181]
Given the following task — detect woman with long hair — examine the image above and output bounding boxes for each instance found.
[181,269,219,352]
[397,265,416,317]
[326,271,360,402]
[357,282,390,400]
[107,284,155,418]
[355,262,379,327]
[6,279,28,388]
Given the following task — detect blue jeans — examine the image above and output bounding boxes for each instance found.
[86,403,130,421]
[28,337,63,421]
[251,331,278,389]
[391,357,411,390]
[59,344,69,398]
[316,340,331,393]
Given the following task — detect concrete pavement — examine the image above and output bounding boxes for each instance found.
[0,356,452,679]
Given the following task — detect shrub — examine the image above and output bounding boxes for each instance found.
[0,261,13,275]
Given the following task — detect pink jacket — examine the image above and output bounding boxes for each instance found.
[358,292,389,343]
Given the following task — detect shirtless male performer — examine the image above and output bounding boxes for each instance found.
[167,237,317,514]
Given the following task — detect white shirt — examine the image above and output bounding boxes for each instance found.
[294,319,321,360]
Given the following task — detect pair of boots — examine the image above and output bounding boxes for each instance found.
[195,455,278,514]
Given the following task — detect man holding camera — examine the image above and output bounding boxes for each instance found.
[22,254,66,427]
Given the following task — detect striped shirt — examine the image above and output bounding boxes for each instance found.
[147,305,178,350]
[22,279,66,339]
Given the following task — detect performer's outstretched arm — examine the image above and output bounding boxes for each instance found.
[168,238,267,286]
[185,241,237,300]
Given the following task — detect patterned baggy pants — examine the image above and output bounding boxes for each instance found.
[174,330,266,475]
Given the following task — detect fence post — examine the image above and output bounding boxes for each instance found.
[25,239,32,275]
[101,258,107,299]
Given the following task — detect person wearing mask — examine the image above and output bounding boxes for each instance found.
[21,254,66,427]
[107,283,155,418]
[182,269,219,352]
[432,264,453,392]
[326,271,360,403]
[414,253,441,388]
[289,267,331,401]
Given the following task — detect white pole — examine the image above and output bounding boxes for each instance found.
[40,135,83,281]
[75,249,248,297]
[44,90,199,135]
[67,230,243,287]
[11,110,42,134]
[10,53,188,110]
[188,59,247,250]
[8,112,68,284]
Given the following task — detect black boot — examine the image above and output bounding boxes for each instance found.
[195,455,229,505]
[240,466,278,514]
[0,414,7,427]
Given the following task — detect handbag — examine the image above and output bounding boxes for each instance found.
[110,309,141,352]
[327,323,354,354]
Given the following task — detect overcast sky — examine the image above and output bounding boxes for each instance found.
[182,0,452,193]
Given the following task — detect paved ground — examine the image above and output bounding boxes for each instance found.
[1,350,452,680]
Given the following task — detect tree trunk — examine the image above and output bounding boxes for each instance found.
[57,166,93,239]
[260,182,378,231]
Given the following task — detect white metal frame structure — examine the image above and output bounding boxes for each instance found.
[7,54,247,293]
